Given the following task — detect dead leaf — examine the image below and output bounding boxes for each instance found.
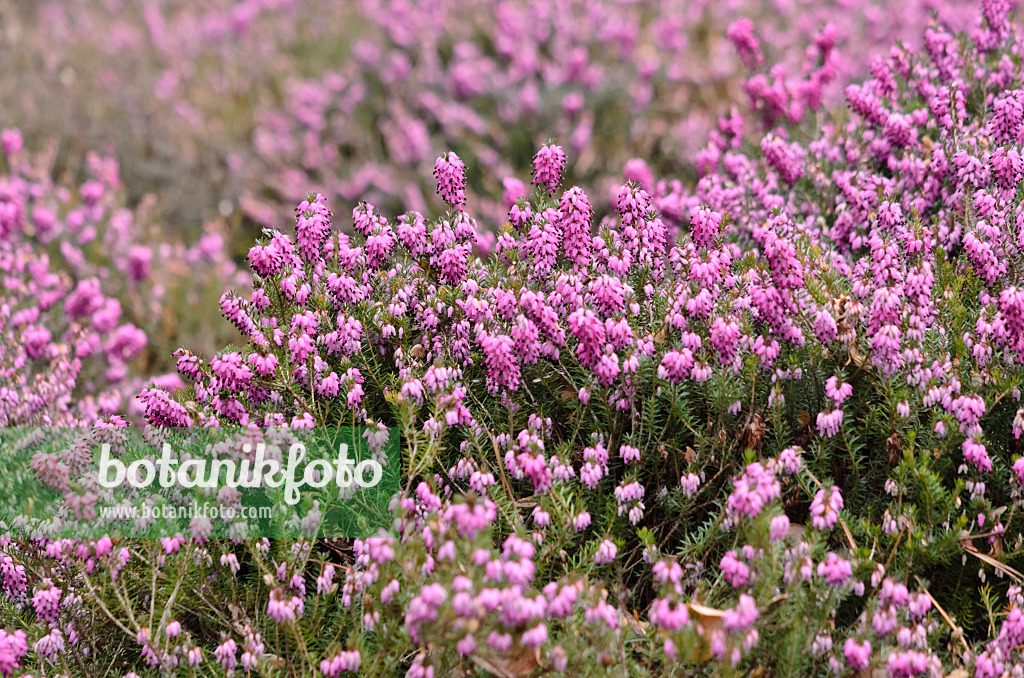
[684,446,697,464]
[618,609,649,636]
[887,433,902,466]
[740,412,765,451]
[962,541,1024,583]
[227,603,251,636]
[785,524,807,542]
[688,602,725,662]
[848,342,867,369]
[470,642,540,678]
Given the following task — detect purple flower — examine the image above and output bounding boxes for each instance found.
[843,638,871,671]
[810,486,843,532]
[594,539,617,565]
[434,152,467,208]
[532,144,566,193]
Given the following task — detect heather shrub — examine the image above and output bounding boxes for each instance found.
[9,2,1024,678]
[0,131,246,426]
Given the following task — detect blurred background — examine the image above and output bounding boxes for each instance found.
[0,0,981,234]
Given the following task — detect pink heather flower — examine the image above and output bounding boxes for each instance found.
[532,144,566,192]
[479,332,521,395]
[0,629,27,676]
[614,480,645,524]
[317,564,336,595]
[320,650,361,675]
[658,348,694,383]
[814,309,838,343]
[548,645,568,672]
[709,317,742,364]
[722,594,758,632]
[885,650,929,677]
[470,471,495,494]
[1,128,23,157]
[761,134,805,186]
[22,324,52,360]
[690,205,723,249]
[1013,458,1024,488]
[680,472,701,497]
[267,588,299,624]
[879,579,910,608]
[963,436,993,473]
[824,376,853,404]
[619,444,640,463]
[295,193,332,263]
[816,408,843,438]
[811,633,833,657]
[406,653,434,678]
[221,553,240,575]
[810,486,843,532]
[778,446,803,474]
[487,632,513,652]
[816,553,852,585]
[595,539,618,564]
[726,18,763,70]
[652,561,683,588]
[405,583,448,645]
[650,597,690,632]
[33,628,63,660]
[557,187,593,270]
[214,639,238,673]
[769,514,791,541]
[521,623,548,649]
[165,620,181,638]
[623,158,654,192]
[844,638,871,671]
[127,245,152,282]
[594,351,621,388]
[727,463,779,519]
[585,599,619,629]
[907,593,932,619]
[574,512,592,532]
[951,394,986,434]
[567,308,605,368]
[32,584,61,625]
[721,551,751,587]
[434,152,466,208]
[456,634,476,656]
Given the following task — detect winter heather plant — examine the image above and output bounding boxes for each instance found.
[9,2,1024,678]
[0,131,246,426]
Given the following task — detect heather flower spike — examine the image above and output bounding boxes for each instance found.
[434,152,467,208]
[532,143,566,192]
